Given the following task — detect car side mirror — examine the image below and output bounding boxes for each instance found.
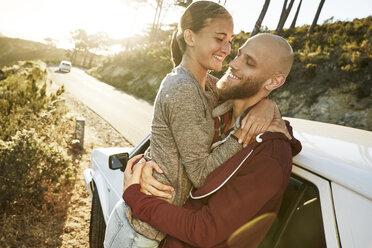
[109,152,129,171]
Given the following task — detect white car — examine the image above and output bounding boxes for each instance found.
[84,118,372,248]
[58,60,71,72]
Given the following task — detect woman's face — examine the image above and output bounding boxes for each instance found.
[192,17,234,72]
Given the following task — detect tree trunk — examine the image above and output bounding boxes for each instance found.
[82,51,89,67]
[290,0,302,28]
[276,0,295,34]
[150,0,164,42]
[88,54,96,68]
[150,0,160,40]
[251,0,271,37]
[309,0,326,33]
[71,50,77,64]
[153,0,164,41]
[278,0,288,28]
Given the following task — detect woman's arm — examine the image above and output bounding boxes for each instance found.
[163,82,242,188]
[238,99,290,147]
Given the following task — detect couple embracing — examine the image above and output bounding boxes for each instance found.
[104,1,301,248]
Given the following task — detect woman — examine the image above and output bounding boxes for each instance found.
[104,2,280,247]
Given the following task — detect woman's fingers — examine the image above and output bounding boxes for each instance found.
[140,161,174,198]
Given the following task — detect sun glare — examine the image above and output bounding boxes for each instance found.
[22,0,154,49]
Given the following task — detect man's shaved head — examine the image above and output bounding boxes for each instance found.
[217,33,294,101]
[247,33,294,77]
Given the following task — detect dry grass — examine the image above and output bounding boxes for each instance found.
[0,73,130,247]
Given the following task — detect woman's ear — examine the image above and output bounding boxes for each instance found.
[184,29,195,47]
[264,74,286,91]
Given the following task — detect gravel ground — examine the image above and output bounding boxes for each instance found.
[57,90,131,247]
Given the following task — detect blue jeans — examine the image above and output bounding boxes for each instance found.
[104,199,160,248]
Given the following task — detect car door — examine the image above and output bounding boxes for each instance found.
[260,165,340,247]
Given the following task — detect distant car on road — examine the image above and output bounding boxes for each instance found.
[84,118,372,248]
[58,60,71,72]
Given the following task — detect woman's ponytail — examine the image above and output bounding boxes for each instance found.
[171,30,182,67]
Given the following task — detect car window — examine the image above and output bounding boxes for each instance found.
[129,134,150,158]
[260,175,327,248]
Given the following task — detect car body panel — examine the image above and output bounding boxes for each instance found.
[59,60,71,72]
[331,182,372,248]
[84,168,94,197]
[89,147,132,222]
[287,117,372,200]
[84,118,372,246]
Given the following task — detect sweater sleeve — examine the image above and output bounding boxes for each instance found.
[164,82,242,188]
[285,120,302,156]
[124,154,284,247]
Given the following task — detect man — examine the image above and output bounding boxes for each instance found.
[123,33,302,248]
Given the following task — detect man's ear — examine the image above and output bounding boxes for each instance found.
[184,29,195,47]
[264,74,286,91]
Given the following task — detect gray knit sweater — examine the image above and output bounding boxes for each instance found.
[126,65,242,241]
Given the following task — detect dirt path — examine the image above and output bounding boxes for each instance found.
[58,91,131,247]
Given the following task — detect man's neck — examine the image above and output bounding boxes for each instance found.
[181,55,207,90]
[226,93,267,130]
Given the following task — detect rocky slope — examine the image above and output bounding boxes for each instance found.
[89,17,372,131]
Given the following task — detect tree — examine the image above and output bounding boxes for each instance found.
[290,0,302,28]
[309,0,326,33]
[87,32,109,67]
[150,0,174,42]
[217,0,227,5]
[150,0,163,41]
[275,0,295,34]
[251,0,271,37]
[70,29,88,65]
[44,37,56,48]
[175,0,192,7]
[120,0,148,40]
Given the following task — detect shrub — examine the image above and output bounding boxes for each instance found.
[0,61,74,210]
[0,129,73,208]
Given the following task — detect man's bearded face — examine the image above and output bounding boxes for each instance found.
[217,68,265,101]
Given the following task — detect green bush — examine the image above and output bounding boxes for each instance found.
[0,129,73,208]
[0,61,74,209]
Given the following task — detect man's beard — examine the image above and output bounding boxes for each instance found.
[217,72,264,101]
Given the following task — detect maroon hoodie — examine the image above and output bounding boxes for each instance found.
[124,121,302,247]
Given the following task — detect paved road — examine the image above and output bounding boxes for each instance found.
[49,66,153,145]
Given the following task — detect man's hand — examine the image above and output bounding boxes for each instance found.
[140,161,174,199]
[123,154,146,192]
[238,99,275,147]
[267,106,292,140]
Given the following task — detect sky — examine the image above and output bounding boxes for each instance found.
[0,0,371,50]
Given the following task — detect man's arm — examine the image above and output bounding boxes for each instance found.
[125,153,285,247]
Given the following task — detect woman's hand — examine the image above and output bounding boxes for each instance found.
[238,98,275,147]
[267,106,292,140]
[140,161,174,199]
[123,154,146,193]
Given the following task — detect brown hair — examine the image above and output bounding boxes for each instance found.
[171,1,232,67]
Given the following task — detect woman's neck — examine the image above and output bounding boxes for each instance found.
[180,55,207,91]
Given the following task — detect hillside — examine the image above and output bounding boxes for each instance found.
[0,37,67,67]
[88,17,372,131]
